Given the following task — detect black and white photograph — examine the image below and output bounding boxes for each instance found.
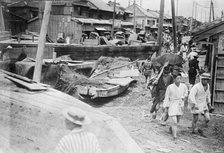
[0,0,224,152]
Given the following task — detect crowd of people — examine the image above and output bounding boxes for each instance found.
[140,40,212,141]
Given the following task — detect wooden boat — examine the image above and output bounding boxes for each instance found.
[54,44,158,61]
[77,77,135,99]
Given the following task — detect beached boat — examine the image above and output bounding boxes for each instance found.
[54,44,158,61]
[77,77,135,99]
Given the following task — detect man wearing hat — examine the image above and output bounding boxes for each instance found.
[55,107,102,153]
[150,66,173,120]
[188,73,211,135]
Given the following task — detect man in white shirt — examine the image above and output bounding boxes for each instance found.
[55,107,102,153]
[188,73,211,134]
[163,73,188,140]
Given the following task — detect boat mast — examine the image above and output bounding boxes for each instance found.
[111,0,116,38]
[157,0,165,56]
[33,1,52,82]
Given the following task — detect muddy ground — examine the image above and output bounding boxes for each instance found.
[78,57,224,153]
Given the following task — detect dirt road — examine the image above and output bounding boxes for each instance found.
[78,57,224,153]
[86,71,224,153]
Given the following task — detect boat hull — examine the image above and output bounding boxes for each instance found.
[54,44,158,60]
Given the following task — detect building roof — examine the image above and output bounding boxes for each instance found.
[7,0,38,8]
[192,18,224,35]
[127,4,158,19]
[88,0,113,12]
[72,17,112,25]
[107,1,133,15]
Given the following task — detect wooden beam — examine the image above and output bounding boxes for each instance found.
[111,0,116,38]
[157,0,165,56]
[33,1,52,82]
[0,4,5,31]
[171,0,177,53]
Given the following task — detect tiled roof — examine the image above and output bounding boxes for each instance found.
[136,5,158,18]
[127,4,171,19]
[88,0,113,12]
[192,18,224,34]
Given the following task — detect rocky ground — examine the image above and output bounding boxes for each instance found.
[78,56,224,153]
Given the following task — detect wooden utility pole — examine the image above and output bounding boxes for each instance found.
[111,0,116,38]
[171,0,177,53]
[133,0,136,33]
[33,1,52,82]
[157,0,165,56]
[0,4,5,31]
[190,1,194,32]
[195,2,197,20]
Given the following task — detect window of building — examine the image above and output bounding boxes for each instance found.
[147,20,156,26]
[52,6,64,15]
[77,6,82,16]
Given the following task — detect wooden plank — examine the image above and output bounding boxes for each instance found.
[5,76,47,91]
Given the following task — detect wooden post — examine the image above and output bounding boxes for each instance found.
[133,0,136,33]
[157,0,165,56]
[190,1,194,32]
[171,0,177,53]
[33,1,52,82]
[111,0,116,38]
[0,4,5,31]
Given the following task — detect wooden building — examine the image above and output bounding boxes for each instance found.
[193,19,224,114]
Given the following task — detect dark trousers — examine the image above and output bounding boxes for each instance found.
[150,90,166,113]
[189,73,196,85]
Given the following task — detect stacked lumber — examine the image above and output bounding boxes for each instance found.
[0,31,10,41]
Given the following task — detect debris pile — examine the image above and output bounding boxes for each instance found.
[53,56,133,98]
[54,64,104,96]
[93,56,131,73]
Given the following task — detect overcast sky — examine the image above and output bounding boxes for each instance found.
[103,0,224,22]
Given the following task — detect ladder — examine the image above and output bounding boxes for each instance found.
[212,53,224,114]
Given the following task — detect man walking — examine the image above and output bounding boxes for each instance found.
[150,66,173,120]
[55,107,102,153]
[188,73,211,134]
[142,56,155,89]
[163,73,188,140]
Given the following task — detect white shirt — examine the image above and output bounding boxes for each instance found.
[163,83,188,116]
[55,129,102,153]
[188,82,211,114]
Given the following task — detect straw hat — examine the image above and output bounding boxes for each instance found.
[62,107,91,125]
[200,73,211,79]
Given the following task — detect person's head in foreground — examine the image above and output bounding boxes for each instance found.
[62,107,91,130]
[173,73,182,86]
[200,73,211,86]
